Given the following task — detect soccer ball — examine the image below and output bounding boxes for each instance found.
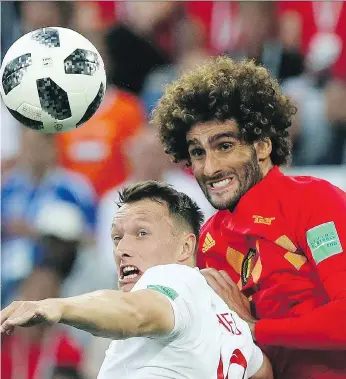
[0,27,106,133]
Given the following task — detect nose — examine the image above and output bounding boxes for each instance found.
[118,251,131,258]
[115,248,133,264]
[114,235,134,259]
[203,151,222,178]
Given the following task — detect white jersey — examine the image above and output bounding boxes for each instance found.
[98,264,263,379]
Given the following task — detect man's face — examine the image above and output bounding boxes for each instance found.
[186,120,263,211]
[111,199,182,292]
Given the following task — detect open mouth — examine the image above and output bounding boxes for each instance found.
[207,177,234,191]
[119,265,142,282]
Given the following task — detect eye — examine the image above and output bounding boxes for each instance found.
[219,142,233,152]
[113,235,122,242]
[138,230,148,237]
[189,147,205,158]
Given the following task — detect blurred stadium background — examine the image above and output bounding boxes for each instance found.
[1,2,345,378]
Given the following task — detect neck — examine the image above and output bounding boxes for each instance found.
[260,159,274,178]
[178,257,195,268]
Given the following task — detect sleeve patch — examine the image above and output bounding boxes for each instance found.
[147,285,179,301]
[306,221,343,264]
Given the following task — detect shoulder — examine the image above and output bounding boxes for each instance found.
[282,173,335,188]
[272,175,346,234]
[144,264,205,285]
[279,174,345,203]
[134,264,207,296]
[201,210,231,236]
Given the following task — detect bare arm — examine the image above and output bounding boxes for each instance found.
[60,289,175,338]
[1,289,175,339]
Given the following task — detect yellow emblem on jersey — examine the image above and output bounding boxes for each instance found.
[252,215,275,225]
[202,232,215,253]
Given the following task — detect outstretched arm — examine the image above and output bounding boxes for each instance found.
[1,289,175,339]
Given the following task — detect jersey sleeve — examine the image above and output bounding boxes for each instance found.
[255,181,346,349]
[301,182,346,301]
[131,265,202,340]
[247,345,264,377]
[219,309,264,379]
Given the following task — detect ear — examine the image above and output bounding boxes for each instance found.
[177,233,196,263]
[254,138,272,162]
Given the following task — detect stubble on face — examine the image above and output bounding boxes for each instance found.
[198,145,263,211]
[187,120,263,212]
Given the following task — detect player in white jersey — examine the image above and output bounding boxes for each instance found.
[1,181,272,379]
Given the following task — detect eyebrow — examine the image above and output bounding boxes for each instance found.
[187,132,240,147]
[111,216,152,230]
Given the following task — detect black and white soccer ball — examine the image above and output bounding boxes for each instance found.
[0,27,106,133]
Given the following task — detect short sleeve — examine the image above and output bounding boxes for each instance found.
[247,344,264,377]
[131,264,204,340]
[298,181,346,301]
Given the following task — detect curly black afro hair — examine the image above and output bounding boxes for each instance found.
[151,56,297,166]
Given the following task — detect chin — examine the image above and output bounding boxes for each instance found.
[212,202,230,210]
[209,187,242,210]
[208,194,233,210]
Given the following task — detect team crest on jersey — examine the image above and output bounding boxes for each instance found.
[202,232,215,253]
[252,215,275,225]
[241,248,257,286]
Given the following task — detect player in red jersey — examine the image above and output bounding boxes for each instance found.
[152,56,346,379]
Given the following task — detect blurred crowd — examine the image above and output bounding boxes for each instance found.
[1,2,346,379]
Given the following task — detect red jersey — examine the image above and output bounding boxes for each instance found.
[198,166,346,378]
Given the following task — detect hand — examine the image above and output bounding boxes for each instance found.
[1,299,63,336]
[201,268,257,331]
